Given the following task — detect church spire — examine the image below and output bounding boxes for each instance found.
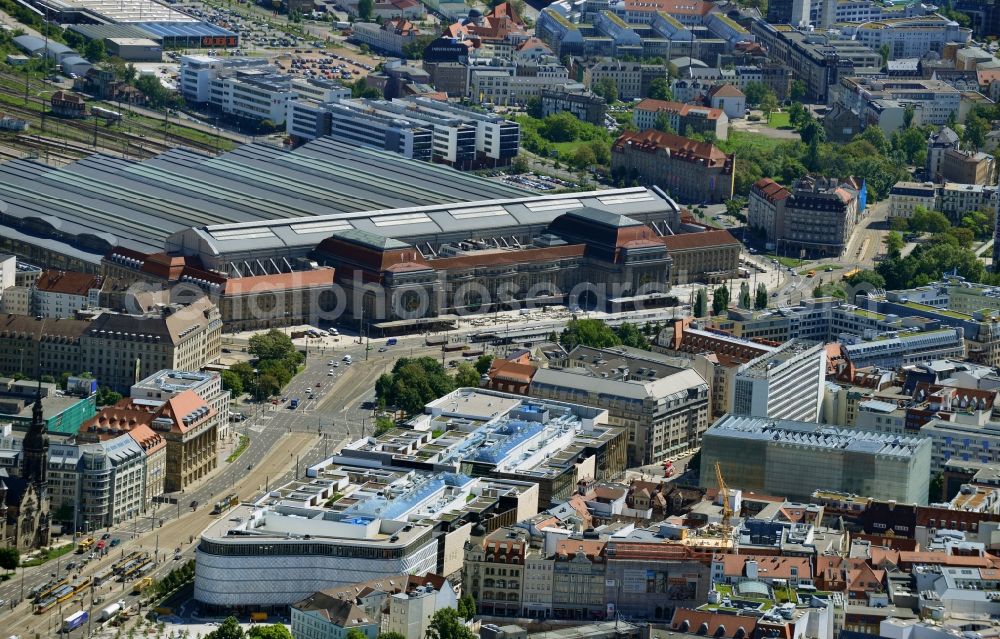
[23,378,48,498]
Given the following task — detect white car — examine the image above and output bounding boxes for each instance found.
[328,360,335,365]
[328,370,335,376]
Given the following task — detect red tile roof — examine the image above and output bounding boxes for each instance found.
[221,269,335,296]
[662,229,740,251]
[35,270,102,296]
[752,178,792,203]
[614,129,731,166]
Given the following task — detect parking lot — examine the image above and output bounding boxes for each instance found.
[279,49,376,82]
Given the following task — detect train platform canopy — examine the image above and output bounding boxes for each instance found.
[0,139,529,269]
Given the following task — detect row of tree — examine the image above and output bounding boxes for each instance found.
[558,318,653,350]
[692,282,768,317]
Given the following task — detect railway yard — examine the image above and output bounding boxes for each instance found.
[0,70,230,162]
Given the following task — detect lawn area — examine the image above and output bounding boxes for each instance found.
[766,253,806,268]
[226,435,250,463]
[768,111,792,128]
[718,129,787,154]
[551,140,590,156]
[21,543,74,568]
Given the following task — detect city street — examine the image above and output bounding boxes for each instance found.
[0,337,418,636]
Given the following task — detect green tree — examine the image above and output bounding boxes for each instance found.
[135,74,177,108]
[351,78,382,99]
[883,230,904,258]
[789,79,807,101]
[738,281,751,309]
[344,630,367,639]
[929,472,945,502]
[754,282,767,310]
[845,269,886,289]
[615,322,650,350]
[743,81,767,106]
[694,288,708,318]
[878,43,890,67]
[711,284,730,315]
[525,95,543,118]
[539,111,580,142]
[84,39,107,63]
[646,77,673,101]
[248,329,296,361]
[0,546,19,573]
[247,626,293,639]
[457,592,477,620]
[255,373,282,400]
[378,634,407,639]
[220,370,244,398]
[375,358,456,414]
[653,111,675,134]
[373,416,395,436]
[787,101,809,129]
[560,318,622,349]
[592,77,618,103]
[454,363,481,387]
[903,104,915,129]
[571,144,597,170]
[96,386,122,407]
[206,617,245,639]
[474,355,494,375]
[858,126,891,156]
[358,0,374,20]
[963,113,989,151]
[511,155,529,174]
[426,608,476,639]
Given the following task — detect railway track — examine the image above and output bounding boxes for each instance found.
[0,72,221,157]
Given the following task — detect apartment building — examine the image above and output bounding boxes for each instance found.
[940,149,997,186]
[750,22,883,102]
[539,88,607,125]
[749,178,792,245]
[939,183,998,221]
[834,77,961,133]
[0,314,89,379]
[683,65,793,100]
[32,270,102,319]
[611,129,735,204]
[657,320,778,418]
[889,182,938,220]
[778,175,867,258]
[351,19,422,57]
[632,98,729,140]
[514,345,710,466]
[79,298,222,393]
[731,340,827,422]
[700,414,932,504]
[926,126,960,183]
[582,59,665,100]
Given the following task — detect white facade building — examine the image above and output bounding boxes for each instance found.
[731,340,826,422]
[386,582,458,638]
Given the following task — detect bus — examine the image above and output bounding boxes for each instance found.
[62,610,88,632]
[131,576,152,595]
[842,268,861,281]
[76,537,95,554]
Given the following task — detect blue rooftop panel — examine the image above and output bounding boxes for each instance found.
[132,21,236,37]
